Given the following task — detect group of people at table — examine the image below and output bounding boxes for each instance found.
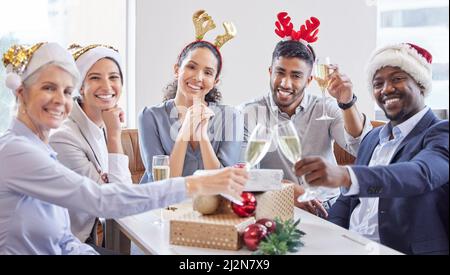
[0,11,448,255]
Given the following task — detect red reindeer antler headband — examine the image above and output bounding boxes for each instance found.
[275,12,320,46]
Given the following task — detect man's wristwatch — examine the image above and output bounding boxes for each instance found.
[338,94,357,110]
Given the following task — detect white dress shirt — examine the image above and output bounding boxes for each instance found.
[50,99,132,242]
[344,107,431,242]
[0,119,187,255]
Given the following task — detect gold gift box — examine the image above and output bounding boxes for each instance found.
[218,183,295,221]
[170,212,255,250]
[169,183,294,251]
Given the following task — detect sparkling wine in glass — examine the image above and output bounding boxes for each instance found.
[152,155,170,225]
[276,121,324,202]
[245,124,272,170]
[314,57,334,121]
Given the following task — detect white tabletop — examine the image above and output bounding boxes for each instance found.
[112,203,402,255]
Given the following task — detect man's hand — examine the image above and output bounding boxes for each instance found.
[327,65,354,105]
[286,180,328,218]
[295,199,328,218]
[295,157,351,189]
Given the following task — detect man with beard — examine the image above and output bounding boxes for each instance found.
[295,43,449,255]
[240,39,370,217]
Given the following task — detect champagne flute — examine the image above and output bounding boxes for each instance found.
[152,155,170,225]
[244,124,272,170]
[276,121,324,202]
[314,57,334,121]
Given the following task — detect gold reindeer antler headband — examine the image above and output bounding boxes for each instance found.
[192,10,237,49]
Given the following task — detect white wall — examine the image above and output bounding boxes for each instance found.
[135,0,377,125]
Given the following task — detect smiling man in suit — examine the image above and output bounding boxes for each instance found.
[295,43,449,255]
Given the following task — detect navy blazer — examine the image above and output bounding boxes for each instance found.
[328,110,449,255]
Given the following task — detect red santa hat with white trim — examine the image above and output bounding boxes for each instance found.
[366,43,433,96]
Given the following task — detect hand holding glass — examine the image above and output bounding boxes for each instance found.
[276,121,324,201]
[244,124,272,170]
[314,57,334,121]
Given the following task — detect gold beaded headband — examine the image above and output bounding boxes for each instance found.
[68,44,119,61]
[2,42,46,75]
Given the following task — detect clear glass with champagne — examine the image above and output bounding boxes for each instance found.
[314,57,334,121]
[244,124,272,170]
[152,155,170,225]
[276,120,325,201]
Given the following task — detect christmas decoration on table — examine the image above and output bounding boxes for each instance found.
[170,212,255,251]
[218,183,294,221]
[256,218,277,234]
[174,167,294,251]
[243,223,268,251]
[243,169,284,192]
[193,195,221,215]
[231,192,257,217]
[256,218,306,255]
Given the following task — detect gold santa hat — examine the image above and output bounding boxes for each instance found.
[68,44,123,86]
[2,42,80,94]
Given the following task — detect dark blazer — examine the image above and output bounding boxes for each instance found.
[329,110,449,255]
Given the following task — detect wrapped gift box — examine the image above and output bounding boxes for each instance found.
[244,169,283,192]
[255,183,294,221]
[170,213,255,251]
[218,183,295,221]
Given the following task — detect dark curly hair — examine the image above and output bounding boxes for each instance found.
[163,41,222,103]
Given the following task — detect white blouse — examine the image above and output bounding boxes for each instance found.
[0,119,187,255]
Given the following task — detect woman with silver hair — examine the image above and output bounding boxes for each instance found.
[0,42,247,255]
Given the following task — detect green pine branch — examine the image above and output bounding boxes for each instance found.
[254,218,306,255]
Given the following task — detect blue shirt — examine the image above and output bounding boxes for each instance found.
[345,107,431,242]
[138,99,243,183]
[0,119,187,255]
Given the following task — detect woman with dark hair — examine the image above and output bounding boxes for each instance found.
[138,11,242,182]
[49,44,131,245]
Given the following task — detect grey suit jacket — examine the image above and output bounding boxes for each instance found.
[49,98,132,242]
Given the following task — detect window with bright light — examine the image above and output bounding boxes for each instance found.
[0,0,129,134]
[376,0,449,120]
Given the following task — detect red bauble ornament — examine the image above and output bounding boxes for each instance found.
[231,192,257,217]
[256,218,277,234]
[243,224,268,251]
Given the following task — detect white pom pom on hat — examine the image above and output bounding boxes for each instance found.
[5,72,22,93]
